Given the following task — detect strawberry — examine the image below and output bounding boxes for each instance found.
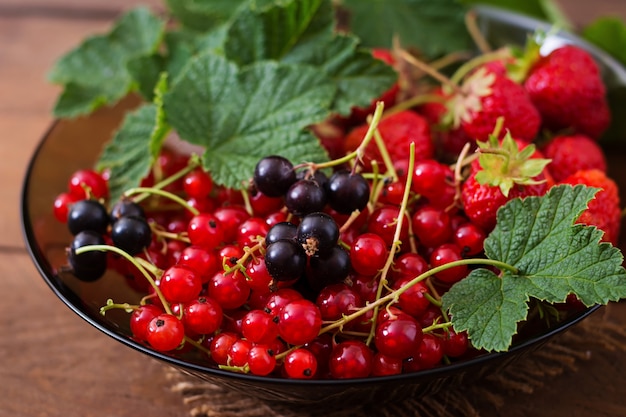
[447,61,541,143]
[524,45,611,139]
[541,134,607,182]
[344,110,434,171]
[461,133,551,231]
[560,169,621,245]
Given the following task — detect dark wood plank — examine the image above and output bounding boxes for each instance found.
[1,252,186,417]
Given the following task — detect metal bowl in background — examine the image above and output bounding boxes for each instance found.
[20,5,625,407]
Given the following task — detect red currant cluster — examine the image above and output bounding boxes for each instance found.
[53,139,484,380]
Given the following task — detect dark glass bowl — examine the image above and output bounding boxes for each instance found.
[21,6,626,407]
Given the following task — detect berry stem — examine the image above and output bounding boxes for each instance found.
[372,129,399,182]
[319,257,517,335]
[365,142,416,345]
[314,101,385,170]
[449,48,511,86]
[123,186,200,216]
[99,299,139,315]
[464,9,492,54]
[135,155,201,203]
[74,244,173,315]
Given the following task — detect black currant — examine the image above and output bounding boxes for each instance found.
[296,212,339,257]
[68,230,107,281]
[325,170,370,215]
[111,216,152,256]
[264,239,307,282]
[265,222,298,246]
[296,169,329,189]
[285,179,327,217]
[110,199,145,223]
[306,245,351,291]
[253,155,296,197]
[67,199,109,235]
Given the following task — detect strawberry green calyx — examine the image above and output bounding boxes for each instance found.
[474,131,551,197]
[505,32,544,83]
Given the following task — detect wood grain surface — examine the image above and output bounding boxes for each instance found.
[2,1,626,416]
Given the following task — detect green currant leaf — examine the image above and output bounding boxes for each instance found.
[439,268,533,352]
[48,7,165,118]
[149,73,172,159]
[164,0,250,31]
[97,103,161,203]
[293,34,398,116]
[163,52,334,189]
[224,0,396,115]
[442,185,626,352]
[339,0,472,58]
[224,0,334,65]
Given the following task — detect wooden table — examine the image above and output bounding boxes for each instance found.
[2,1,626,416]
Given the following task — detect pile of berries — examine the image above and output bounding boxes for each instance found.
[52,40,621,380]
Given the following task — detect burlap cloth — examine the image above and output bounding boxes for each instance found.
[165,305,626,417]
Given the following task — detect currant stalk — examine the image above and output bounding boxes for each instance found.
[75,244,173,315]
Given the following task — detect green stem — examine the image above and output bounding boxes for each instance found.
[373,129,398,182]
[314,101,385,170]
[365,142,416,345]
[320,257,517,336]
[124,186,199,217]
[134,155,201,203]
[75,244,172,315]
[449,48,511,86]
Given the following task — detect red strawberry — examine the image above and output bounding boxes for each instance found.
[541,134,607,182]
[461,133,551,231]
[447,61,541,143]
[344,110,434,171]
[560,169,621,245]
[524,45,611,139]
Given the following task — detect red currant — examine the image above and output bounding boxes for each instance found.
[182,296,223,335]
[374,316,423,359]
[206,270,250,310]
[146,313,185,352]
[429,243,468,285]
[241,309,279,344]
[187,213,225,248]
[350,233,388,276]
[129,304,163,342]
[183,168,213,199]
[328,340,373,379]
[315,283,363,321]
[277,299,322,346]
[247,345,277,376]
[68,169,109,199]
[283,348,318,379]
[53,192,80,223]
[159,265,203,303]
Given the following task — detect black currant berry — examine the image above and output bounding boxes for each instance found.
[296,169,329,189]
[306,245,351,291]
[110,199,145,223]
[67,199,109,235]
[285,179,327,217]
[296,212,339,257]
[253,155,296,197]
[111,216,152,256]
[68,230,107,281]
[325,170,370,215]
[264,239,307,282]
[265,222,298,246]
